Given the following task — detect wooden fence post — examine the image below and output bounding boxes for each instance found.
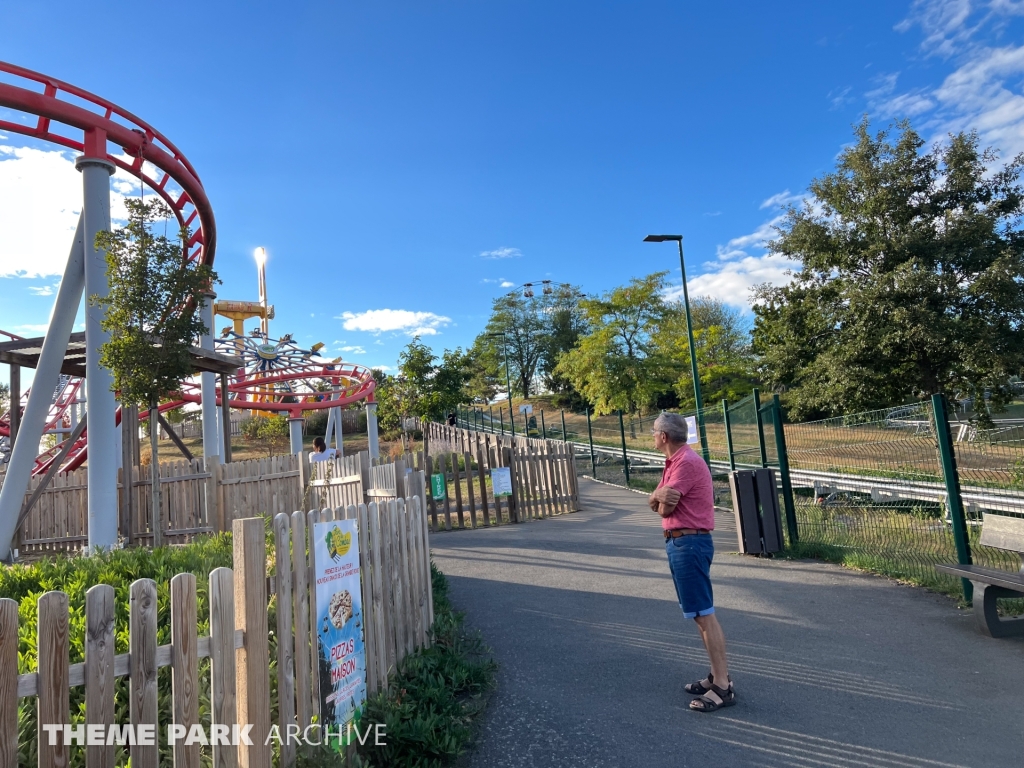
[0,599,16,766]
[273,514,297,768]
[451,452,465,529]
[171,573,200,768]
[86,584,115,768]
[234,517,272,768]
[464,451,477,528]
[130,579,159,768]
[289,512,312,729]
[38,591,69,768]
[209,567,238,768]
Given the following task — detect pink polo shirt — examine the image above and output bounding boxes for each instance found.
[657,445,715,531]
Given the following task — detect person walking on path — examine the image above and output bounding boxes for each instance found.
[647,412,736,713]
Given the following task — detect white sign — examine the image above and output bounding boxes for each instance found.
[312,520,367,730]
[519,404,533,414]
[491,466,513,497]
[685,415,699,445]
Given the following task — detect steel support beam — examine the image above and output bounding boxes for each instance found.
[366,401,380,459]
[78,155,118,553]
[0,215,86,560]
[200,291,219,461]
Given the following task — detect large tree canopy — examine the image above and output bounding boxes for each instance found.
[555,272,672,415]
[753,120,1024,421]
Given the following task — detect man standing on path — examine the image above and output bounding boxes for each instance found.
[648,412,736,712]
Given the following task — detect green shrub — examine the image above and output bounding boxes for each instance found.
[1,536,234,767]
[356,563,495,768]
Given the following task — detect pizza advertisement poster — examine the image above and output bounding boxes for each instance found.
[312,520,367,732]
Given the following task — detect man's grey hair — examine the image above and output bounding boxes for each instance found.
[654,412,688,444]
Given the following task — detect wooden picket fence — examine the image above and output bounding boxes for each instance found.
[418,422,580,531]
[15,454,305,557]
[2,491,432,767]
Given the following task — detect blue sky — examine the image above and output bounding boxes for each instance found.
[3,0,1024,383]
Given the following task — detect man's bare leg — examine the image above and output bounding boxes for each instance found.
[693,613,730,686]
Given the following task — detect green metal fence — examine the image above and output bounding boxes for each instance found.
[458,395,1024,608]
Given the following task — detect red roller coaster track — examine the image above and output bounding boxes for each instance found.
[0,60,215,266]
[0,62,376,475]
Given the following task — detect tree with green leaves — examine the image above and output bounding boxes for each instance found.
[657,296,757,409]
[94,199,217,545]
[241,414,290,457]
[472,284,586,401]
[753,120,1024,422]
[555,272,672,415]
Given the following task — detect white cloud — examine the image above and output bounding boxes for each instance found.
[339,345,366,354]
[371,365,392,371]
[759,189,805,210]
[499,280,515,287]
[0,143,152,279]
[882,2,1024,158]
[668,254,795,309]
[479,247,522,259]
[27,284,55,296]
[337,309,452,337]
[11,323,51,334]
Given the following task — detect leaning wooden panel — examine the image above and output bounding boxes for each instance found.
[273,514,297,768]
[86,584,116,768]
[368,503,389,692]
[38,591,69,768]
[233,518,272,768]
[171,573,200,768]
[377,501,398,679]
[356,503,379,696]
[209,567,239,768]
[306,509,321,714]
[396,499,415,658]
[0,599,16,767]
[451,452,465,529]
[130,579,160,768]
[405,497,426,651]
[290,512,313,729]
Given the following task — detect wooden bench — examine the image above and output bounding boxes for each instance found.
[936,514,1024,638]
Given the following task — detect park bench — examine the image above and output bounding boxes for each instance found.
[936,514,1024,638]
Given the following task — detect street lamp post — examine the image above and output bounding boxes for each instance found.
[486,331,516,436]
[644,234,710,464]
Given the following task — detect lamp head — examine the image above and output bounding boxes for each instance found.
[643,235,683,243]
[254,246,267,266]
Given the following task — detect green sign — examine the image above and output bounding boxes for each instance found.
[431,473,447,500]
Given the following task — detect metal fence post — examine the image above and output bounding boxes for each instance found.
[540,410,547,439]
[753,388,769,468]
[561,409,567,442]
[499,408,505,435]
[932,393,974,603]
[723,399,736,471]
[770,394,799,545]
[509,404,516,437]
[586,406,596,476]
[489,406,494,433]
[618,410,630,486]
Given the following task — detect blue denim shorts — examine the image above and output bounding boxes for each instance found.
[665,533,715,618]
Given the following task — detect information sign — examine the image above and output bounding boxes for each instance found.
[311,520,367,729]
[491,466,512,497]
[431,473,447,500]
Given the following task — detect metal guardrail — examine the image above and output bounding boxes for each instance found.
[563,434,1024,515]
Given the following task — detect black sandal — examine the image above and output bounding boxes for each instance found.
[689,681,736,713]
[684,672,730,696]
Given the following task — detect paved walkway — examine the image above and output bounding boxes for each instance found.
[431,478,1024,768]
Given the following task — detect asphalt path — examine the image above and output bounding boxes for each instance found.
[430,478,1024,768]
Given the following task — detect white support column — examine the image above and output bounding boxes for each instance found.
[200,291,219,461]
[78,155,118,553]
[0,215,86,560]
[334,406,344,458]
[366,401,380,460]
[289,417,304,456]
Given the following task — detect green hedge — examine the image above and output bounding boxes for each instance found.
[3,543,493,767]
